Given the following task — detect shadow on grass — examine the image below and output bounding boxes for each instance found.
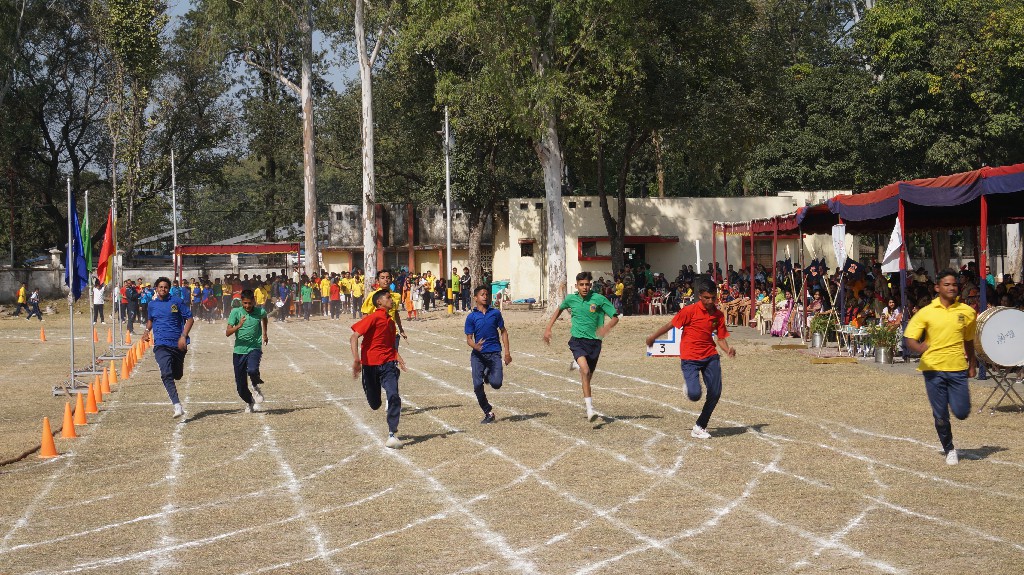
[499,412,549,423]
[711,423,768,437]
[959,445,1008,460]
[402,430,464,446]
[185,405,315,422]
[593,414,662,430]
[989,404,1024,414]
[401,404,463,416]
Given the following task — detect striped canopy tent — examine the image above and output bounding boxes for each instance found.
[712,163,1024,335]
[173,243,301,283]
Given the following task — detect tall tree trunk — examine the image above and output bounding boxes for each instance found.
[535,109,566,313]
[931,231,951,272]
[356,0,379,289]
[466,207,486,291]
[653,130,665,198]
[300,0,317,275]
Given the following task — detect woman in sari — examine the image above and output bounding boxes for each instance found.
[770,290,795,336]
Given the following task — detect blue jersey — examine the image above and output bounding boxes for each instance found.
[147,296,192,347]
[191,286,202,303]
[169,286,181,299]
[464,306,506,354]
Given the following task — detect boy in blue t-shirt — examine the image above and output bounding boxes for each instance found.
[144,277,194,419]
[464,286,512,424]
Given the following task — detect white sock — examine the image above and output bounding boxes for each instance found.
[584,397,593,411]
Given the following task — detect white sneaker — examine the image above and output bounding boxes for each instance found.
[385,434,402,449]
[691,424,711,439]
[252,384,264,404]
[172,404,184,418]
[946,449,959,465]
[569,361,580,371]
[587,409,599,422]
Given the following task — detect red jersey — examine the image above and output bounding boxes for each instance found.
[671,302,729,361]
[351,308,397,365]
[329,283,341,300]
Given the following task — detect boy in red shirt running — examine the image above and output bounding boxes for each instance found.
[646,275,736,439]
[350,290,407,448]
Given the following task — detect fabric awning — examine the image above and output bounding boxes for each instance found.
[174,243,300,256]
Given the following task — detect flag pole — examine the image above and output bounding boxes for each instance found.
[86,187,97,371]
[67,177,76,387]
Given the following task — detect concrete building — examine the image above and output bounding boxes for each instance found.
[324,203,492,277]
[493,192,850,301]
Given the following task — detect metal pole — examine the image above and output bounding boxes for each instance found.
[979,195,989,380]
[898,200,909,358]
[771,219,779,327]
[444,106,453,314]
[171,149,177,252]
[695,239,700,273]
[86,188,97,370]
[67,178,76,385]
[711,223,717,279]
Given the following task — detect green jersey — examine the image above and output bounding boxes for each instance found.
[300,285,313,303]
[559,292,617,340]
[228,306,268,354]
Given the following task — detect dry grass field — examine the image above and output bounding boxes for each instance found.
[1,307,1022,574]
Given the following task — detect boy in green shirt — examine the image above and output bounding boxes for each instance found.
[543,271,619,422]
[226,289,270,412]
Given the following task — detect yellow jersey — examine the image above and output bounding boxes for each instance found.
[903,297,976,372]
[362,288,401,320]
[320,278,331,295]
[254,286,268,305]
[340,277,352,294]
[17,286,26,303]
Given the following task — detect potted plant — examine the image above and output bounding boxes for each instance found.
[868,323,901,364]
[809,313,837,348]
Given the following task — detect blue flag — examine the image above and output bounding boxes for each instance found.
[64,197,88,301]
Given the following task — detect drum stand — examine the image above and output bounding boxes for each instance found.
[977,363,1024,415]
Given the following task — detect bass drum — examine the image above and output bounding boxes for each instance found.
[975,306,1024,368]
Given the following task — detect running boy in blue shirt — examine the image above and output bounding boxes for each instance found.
[144,277,194,418]
[465,286,513,424]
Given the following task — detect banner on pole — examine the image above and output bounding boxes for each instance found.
[880,216,911,273]
[64,198,88,301]
[831,224,847,268]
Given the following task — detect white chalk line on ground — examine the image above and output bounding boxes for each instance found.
[421,327,1024,502]
[269,330,543,575]
[396,325,979,571]
[301,322,902,574]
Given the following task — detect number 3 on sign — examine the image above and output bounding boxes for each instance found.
[647,327,681,357]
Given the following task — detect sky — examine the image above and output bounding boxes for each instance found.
[165,0,359,91]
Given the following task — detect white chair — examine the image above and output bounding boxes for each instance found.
[649,296,666,315]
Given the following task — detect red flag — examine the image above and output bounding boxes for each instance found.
[96,210,115,285]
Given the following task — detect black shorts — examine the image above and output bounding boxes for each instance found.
[568,337,602,370]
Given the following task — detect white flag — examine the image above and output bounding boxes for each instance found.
[880,217,911,273]
[832,224,847,267]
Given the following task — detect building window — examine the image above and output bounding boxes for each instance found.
[583,200,592,208]
[581,241,598,257]
[568,201,577,209]
[455,212,462,220]
[535,202,543,209]
[335,212,344,221]
[520,242,534,257]
[519,203,528,210]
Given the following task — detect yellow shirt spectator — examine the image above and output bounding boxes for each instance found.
[17,285,27,303]
[903,297,976,372]
[615,282,624,297]
[361,288,401,320]
[351,277,364,298]
[320,277,331,296]
[340,277,352,294]
[254,285,268,305]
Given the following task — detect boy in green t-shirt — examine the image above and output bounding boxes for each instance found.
[543,271,619,422]
[226,289,270,412]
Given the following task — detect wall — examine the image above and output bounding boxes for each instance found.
[0,267,68,303]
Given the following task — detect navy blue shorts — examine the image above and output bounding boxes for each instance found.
[568,337,602,370]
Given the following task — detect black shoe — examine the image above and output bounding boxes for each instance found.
[480,412,495,424]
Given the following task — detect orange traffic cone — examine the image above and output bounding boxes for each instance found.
[93,327,99,343]
[100,369,111,394]
[85,383,98,414]
[125,331,132,345]
[94,378,103,404]
[73,392,88,425]
[40,417,58,458]
[61,402,77,439]
[109,362,118,386]
[40,327,46,342]
[121,358,129,380]
[107,327,113,343]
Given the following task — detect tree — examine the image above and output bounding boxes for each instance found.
[193,0,333,274]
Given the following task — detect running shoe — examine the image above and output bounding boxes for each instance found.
[690,424,711,439]
[172,403,184,418]
[252,383,265,404]
[587,409,599,423]
[481,412,496,424]
[385,433,403,449]
[945,449,959,465]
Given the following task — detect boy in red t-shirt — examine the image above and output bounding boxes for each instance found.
[646,275,736,439]
[350,290,407,448]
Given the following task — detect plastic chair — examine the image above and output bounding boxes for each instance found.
[649,296,666,315]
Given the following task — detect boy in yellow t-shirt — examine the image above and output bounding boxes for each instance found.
[340,272,353,314]
[903,269,977,466]
[350,272,365,318]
